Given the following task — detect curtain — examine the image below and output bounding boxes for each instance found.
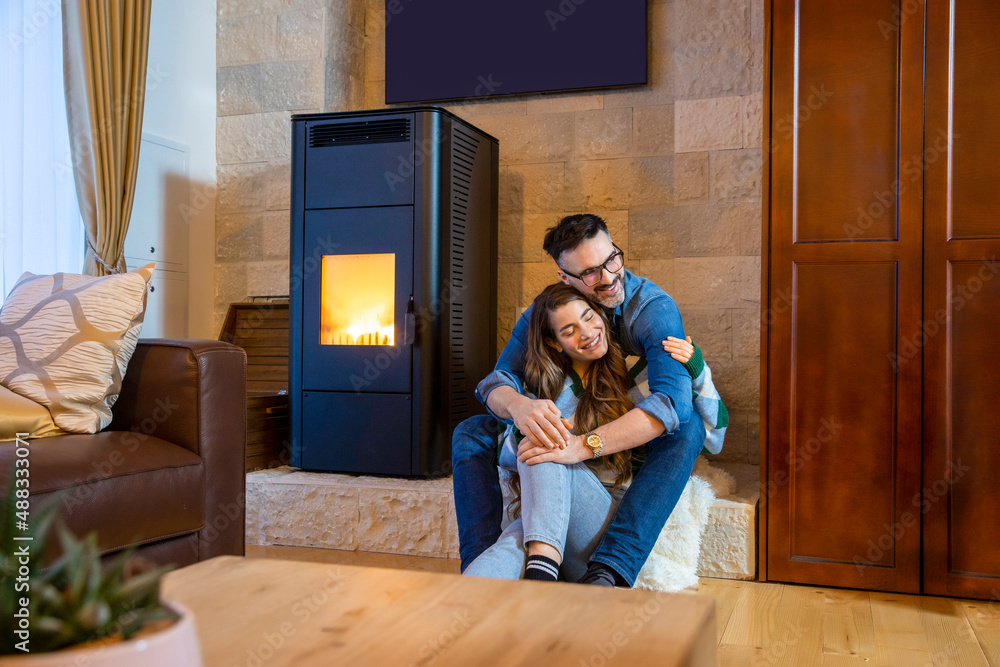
[62,0,151,276]
[0,0,86,298]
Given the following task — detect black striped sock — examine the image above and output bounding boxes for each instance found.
[524,555,560,582]
[579,562,617,587]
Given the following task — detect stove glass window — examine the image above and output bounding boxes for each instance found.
[320,253,395,345]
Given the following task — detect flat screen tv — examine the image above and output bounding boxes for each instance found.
[384,0,647,104]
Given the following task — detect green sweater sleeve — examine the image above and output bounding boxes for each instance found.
[681,343,728,455]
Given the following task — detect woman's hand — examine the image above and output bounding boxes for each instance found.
[508,396,572,449]
[517,431,591,466]
[662,335,695,364]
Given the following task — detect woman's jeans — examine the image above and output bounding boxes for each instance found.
[452,414,706,585]
[463,441,625,582]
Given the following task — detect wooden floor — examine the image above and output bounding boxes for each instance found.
[246,545,1000,666]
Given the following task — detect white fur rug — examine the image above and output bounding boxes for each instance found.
[633,456,735,592]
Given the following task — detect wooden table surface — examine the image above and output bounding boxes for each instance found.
[163,555,717,666]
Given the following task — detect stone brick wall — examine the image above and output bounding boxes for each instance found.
[214,0,367,328]
[215,0,764,464]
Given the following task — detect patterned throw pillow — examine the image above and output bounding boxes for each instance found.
[0,385,64,441]
[0,264,155,434]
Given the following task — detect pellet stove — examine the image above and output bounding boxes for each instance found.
[289,107,498,476]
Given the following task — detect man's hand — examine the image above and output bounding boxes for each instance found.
[508,396,572,449]
[517,432,591,466]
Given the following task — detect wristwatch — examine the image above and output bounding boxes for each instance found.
[584,432,604,459]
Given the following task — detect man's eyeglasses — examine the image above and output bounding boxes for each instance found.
[560,245,625,287]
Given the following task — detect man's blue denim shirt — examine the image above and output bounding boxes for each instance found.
[475,270,694,434]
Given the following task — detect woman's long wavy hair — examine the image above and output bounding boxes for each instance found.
[506,284,635,518]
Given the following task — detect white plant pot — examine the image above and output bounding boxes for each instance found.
[0,601,202,667]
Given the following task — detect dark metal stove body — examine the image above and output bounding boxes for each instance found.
[289,107,498,476]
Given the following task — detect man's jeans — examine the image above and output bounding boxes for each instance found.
[452,415,504,571]
[463,455,624,582]
[451,414,706,585]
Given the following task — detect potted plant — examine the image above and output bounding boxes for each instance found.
[0,481,202,665]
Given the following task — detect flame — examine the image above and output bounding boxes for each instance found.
[342,309,394,346]
[319,253,396,346]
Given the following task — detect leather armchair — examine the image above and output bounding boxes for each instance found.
[0,339,247,568]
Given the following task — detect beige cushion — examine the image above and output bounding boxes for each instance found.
[0,264,154,434]
[0,385,64,441]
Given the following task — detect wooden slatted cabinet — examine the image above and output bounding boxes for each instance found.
[220,300,290,471]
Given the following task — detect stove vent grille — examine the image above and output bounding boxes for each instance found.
[449,126,482,427]
[308,118,411,148]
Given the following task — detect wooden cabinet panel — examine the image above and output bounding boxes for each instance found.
[766,0,924,592]
[922,0,1000,599]
[773,0,899,243]
[947,261,1000,578]
[788,263,897,564]
[768,259,920,591]
[951,2,1000,240]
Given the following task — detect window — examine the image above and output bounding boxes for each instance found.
[0,0,85,298]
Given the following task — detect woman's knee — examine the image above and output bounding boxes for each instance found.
[518,459,571,478]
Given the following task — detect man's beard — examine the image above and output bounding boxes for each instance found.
[590,275,625,309]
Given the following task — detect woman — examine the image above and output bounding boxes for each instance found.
[463,283,726,583]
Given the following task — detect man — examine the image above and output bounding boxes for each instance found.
[452,213,706,587]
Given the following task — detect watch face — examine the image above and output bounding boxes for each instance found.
[587,434,600,447]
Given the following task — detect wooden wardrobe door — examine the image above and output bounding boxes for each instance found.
[766,0,924,591]
[923,0,1000,600]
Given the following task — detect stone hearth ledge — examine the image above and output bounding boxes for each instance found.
[246,463,759,580]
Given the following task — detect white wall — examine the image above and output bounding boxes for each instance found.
[139,0,217,338]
